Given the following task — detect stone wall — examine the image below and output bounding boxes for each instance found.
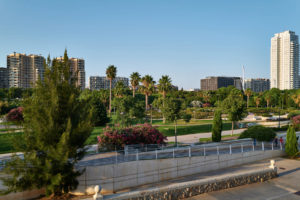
[106,168,277,200]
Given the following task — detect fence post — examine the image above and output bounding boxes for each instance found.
[262,142,264,151]
[272,142,274,151]
[136,149,139,161]
[280,142,282,150]
[241,144,243,153]
[229,145,232,155]
[173,148,175,158]
[155,150,158,160]
[204,147,206,157]
[252,144,255,152]
[217,146,219,156]
[115,151,118,164]
[189,147,191,157]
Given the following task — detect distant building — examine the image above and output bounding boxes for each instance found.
[56,57,86,90]
[0,67,9,88]
[244,78,270,93]
[7,53,45,88]
[89,76,129,90]
[200,76,242,91]
[270,30,299,89]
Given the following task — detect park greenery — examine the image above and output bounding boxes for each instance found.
[239,125,276,141]
[212,110,222,142]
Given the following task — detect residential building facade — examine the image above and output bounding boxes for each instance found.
[0,67,9,88]
[270,30,299,90]
[56,57,86,90]
[89,76,129,90]
[244,78,270,93]
[200,76,242,91]
[7,53,44,88]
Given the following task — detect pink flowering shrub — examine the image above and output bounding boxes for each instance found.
[202,103,211,108]
[292,115,300,130]
[98,123,167,150]
[6,107,23,122]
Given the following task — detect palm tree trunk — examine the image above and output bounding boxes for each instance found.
[133,86,135,98]
[175,119,177,147]
[247,96,249,108]
[109,79,112,116]
[145,94,148,111]
[163,95,166,124]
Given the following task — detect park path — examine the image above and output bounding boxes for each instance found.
[166,129,246,143]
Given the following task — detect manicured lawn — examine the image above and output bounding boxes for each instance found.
[0,132,23,154]
[198,133,241,143]
[156,122,237,137]
[84,126,105,145]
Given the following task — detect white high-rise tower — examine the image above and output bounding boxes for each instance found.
[270,30,299,90]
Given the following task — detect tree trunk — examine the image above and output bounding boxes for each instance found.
[109,79,112,116]
[231,121,234,136]
[267,100,269,108]
[133,86,135,98]
[175,120,177,147]
[145,94,148,111]
[163,97,165,124]
[247,96,249,108]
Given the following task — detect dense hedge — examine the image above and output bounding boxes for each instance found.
[239,125,276,141]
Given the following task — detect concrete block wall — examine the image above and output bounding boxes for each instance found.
[74,149,284,194]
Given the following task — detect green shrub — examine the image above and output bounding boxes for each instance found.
[271,125,289,132]
[262,113,272,117]
[288,110,300,119]
[239,125,276,141]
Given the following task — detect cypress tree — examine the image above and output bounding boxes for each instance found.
[212,110,222,142]
[0,50,93,196]
[285,125,298,157]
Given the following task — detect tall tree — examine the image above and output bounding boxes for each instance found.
[106,65,117,116]
[264,92,272,108]
[221,89,247,136]
[292,92,300,108]
[254,96,261,108]
[140,75,155,110]
[0,50,93,197]
[162,97,182,146]
[244,88,252,108]
[158,75,172,123]
[212,110,222,142]
[285,125,299,157]
[130,72,141,98]
[114,81,126,98]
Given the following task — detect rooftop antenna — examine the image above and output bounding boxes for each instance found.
[242,65,245,91]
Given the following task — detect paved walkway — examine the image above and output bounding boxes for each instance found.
[186,158,300,200]
[167,129,246,143]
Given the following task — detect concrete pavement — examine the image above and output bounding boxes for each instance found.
[186,158,300,200]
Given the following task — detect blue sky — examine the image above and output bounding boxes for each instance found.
[0,0,299,89]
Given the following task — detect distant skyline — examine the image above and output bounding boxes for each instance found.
[0,0,299,89]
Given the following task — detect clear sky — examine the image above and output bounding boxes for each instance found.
[0,0,299,89]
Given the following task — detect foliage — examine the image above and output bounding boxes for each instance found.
[106,65,117,115]
[97,123,167,150]
[288,110,300,119]
[0,51,94,197]
[130,72,141,97]
[212,110,222,142]
[238,125,276,141]
[162,97,182,122]
[140,75,155,110]
[114,81,126,98]
[182,113,192,124]
[285,125,299,157]
[202,103,211,107]
[6,107,23,122]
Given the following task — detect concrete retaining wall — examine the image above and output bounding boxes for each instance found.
[75,149,284,194]
[105,168,277,200]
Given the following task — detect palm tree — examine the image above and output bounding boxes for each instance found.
[130,72,141,98]
[114,81,126,98]
[244,88,252,108]
[140,75,155,111]
[158,75,172,123]
[254,96,261,108]
[292,93,300,108]
[264,92,272,108]
[106,65,117,116]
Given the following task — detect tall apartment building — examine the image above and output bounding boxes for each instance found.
[89,76,129,90]
[270,30,299,90]
[200,76,242,91]
[7,53,45,88]
[244,78,270,93]
[56,57,86,90]
[0,67,9,88]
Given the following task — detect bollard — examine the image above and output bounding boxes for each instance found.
[241,144,243,153]
[262,142,265,151]
[229,145,232,154]
[155,150,158,160]
[217,146,219,155]
[189,147,191,157]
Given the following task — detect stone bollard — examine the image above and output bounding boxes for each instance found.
[93,185,103,200]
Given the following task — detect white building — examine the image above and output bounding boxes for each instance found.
[89,76,129,90]
[270,30,299,90]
